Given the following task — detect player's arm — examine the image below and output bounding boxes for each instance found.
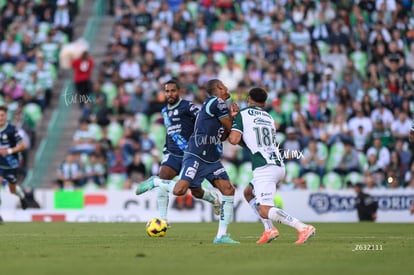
[228,110,245,146]
[221,102,240,142]
[219,115,232,141]
[0,131,26,156]
[228,130,241,145]
[11,140,26,154]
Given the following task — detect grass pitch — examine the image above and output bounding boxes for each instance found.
[0,222,412,275]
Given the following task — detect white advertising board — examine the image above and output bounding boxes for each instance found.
[1,188,413,222]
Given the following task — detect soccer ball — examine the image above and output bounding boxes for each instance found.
[146,218,168,237]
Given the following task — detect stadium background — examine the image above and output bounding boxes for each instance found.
[1,0,414,222]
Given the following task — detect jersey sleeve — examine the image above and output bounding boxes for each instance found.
[231,112,243,133]
[207,97,229,119]
[14,127,23,145]
[188,102,199,119]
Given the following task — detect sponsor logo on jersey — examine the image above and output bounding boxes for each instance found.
[247,109,272,118]
[253,117,271,126]
[260,192,273,197]
[217,101,227,111]
[213,167,226,176]
[185,167,197,179]
[173,109,179,116]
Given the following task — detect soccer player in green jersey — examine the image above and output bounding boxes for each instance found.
[229,87,315,244]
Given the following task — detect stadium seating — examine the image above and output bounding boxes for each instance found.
[322,172,343,190]
[236,162,253,186]
[285,161,301,184]
[303,172,321,191]
[344,172,363,186]
[49,0,414,191]
[222,161,238,185]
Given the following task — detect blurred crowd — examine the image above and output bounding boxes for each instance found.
[0,0,79,178]
[57,0,414,192]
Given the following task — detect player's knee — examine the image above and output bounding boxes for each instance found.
[243,185,253,202]
[258,207,269,219]
[191,188,204,198]
[159,166,175,180]
[8,183,16,193]
[220,184,235,196]
[173,186,187,196]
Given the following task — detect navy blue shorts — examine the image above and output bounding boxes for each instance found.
[161,154,183,174]
[179,153,229,189]
[0,168,18,184]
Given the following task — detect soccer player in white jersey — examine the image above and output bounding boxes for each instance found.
[229,87,315,244]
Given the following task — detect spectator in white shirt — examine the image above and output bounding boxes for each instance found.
[391,112,412,139]
[71,119,96,154]
[119,55,141,82]
[227,21,249,54]
[210,23,230,52]
[348,107,373,136]
[0,35,22,64]
[370,102,394,128]
[146,32,167,68]
[54,0,73,40]
[366,137,391,170]
[217,56,243,92]
[56,152,85,190]
[289,22,311,51]
[368,21,391,44]
[156,2,174,27]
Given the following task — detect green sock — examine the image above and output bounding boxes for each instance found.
[217,195,234,238]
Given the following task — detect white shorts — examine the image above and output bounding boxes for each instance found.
[251,165,285,206]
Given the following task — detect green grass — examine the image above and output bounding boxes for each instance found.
[0,222,413,275]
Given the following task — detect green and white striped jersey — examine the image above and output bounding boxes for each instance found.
[232,106,283,170]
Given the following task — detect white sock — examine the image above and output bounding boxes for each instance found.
[15,185,25,199]
[157,188,169,221]
[268,207,307,231]
[152,177,162,187]
[158,179,177,193]
[202,188,217,204]
[216,195,234,238]
[249,198,274,231]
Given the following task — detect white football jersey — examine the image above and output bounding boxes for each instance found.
[232,106,284,170]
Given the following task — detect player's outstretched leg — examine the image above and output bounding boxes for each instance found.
[9,184,28,210]
[268,207,315,244]
[135,176,157,195]
[201,188,221,216]
[157,187,169,223]
[249,198,279,244]
[295,224,316,244]
[245,186,278,243]
[213,195,239,244]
